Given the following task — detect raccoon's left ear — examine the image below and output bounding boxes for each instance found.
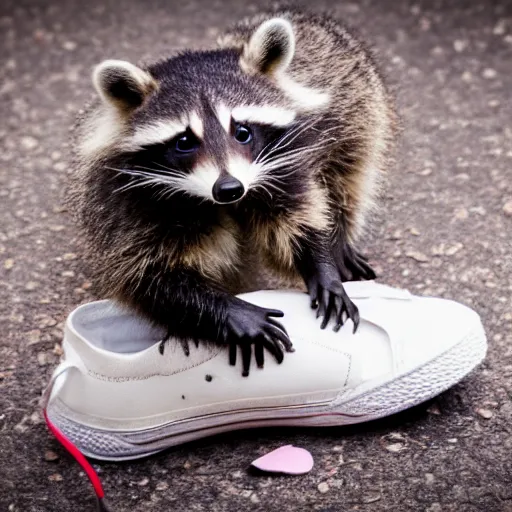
[92,60,157,112]
[241,18,295,76]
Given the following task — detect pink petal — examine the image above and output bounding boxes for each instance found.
[251,445,314,475]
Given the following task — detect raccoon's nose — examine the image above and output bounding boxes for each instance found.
[212,176,245,203]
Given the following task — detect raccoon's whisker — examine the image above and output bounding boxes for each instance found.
[113,178,162,195]
[262,140,329,166]
[260,123,345,166]
[250,183,274,200]
[255,119,315,164]
[106,166,167,182]
[252,181,286,197]
[148,162,188,176]
[259,140,331,172]
[258,130,318,166]
[132,165,171,175]
[155,186,182,201]
[107,166,189,197]
[258,119,319,164]
[273,119,318,149]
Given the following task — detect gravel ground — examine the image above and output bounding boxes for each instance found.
[1,0,511,511]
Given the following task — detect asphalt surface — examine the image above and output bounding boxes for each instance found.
[1,0,511,511]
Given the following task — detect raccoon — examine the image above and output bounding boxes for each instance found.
[68,9,396,376]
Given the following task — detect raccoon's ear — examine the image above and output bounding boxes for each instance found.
[92,60,157,111]
[241,18,295,76]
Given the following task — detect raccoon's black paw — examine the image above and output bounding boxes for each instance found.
[308,277,360,334]
[332,241,376,282]
[348,250,376,281]
[225,301,294,377]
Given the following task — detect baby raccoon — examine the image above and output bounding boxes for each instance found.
[69,9,396,376]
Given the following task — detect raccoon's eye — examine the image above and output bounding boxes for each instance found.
[175,132,199,154]
[234,124,253,145]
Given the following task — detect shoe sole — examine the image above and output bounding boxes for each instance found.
[48,322,487,461]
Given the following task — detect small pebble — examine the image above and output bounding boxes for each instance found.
[492,21,506,36]
[445,243,463,256]
[453,39,468,52]
[37,352,49,366]
[48,473,63,482]
[454,207,469,220]
[386,443,405,453]
[62,41,77,51]
[4,258,14,270]
[469,206,486,216]
[155,481,169,491]
[425,473,435,484]
[21,136,39,150]
[476,408,493,419]
[53,344,64,356]
[362,493,381,504]
[38,316,57,329]
[482,68,497,79]
[461,71,472,83]
[503,200,512,216]
[44,450,59,462]
[318,482,329,494]
[405,250,429,263]
[137,477,149,486]
[427,404,441,415]
[26,329,42,344]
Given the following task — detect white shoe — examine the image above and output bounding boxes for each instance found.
[44,282,486,462]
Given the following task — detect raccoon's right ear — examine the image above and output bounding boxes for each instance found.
[241,18,295,77]
[92,60,157,112]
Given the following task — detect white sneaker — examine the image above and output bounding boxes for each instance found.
[45,282,486,462]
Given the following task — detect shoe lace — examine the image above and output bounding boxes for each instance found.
[41,365,114,512]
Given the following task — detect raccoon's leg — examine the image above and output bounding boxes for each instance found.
[293,229,360,333]
[330,218,376,282]
[119,264,293,376]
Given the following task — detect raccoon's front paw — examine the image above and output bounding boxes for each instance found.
[308,275,360,334]
[225,300,294,377]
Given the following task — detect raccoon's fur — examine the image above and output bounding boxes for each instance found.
[68,8,396,375]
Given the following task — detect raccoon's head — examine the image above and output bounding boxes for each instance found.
[81,18,330,206]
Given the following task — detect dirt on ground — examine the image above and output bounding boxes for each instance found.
[1,0,511,511]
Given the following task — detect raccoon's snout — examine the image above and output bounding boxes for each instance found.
[212,176,245,204]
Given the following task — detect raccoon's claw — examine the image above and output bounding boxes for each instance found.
[225,301,294,376]
[349,251,376,281]
[308,278,360,334]
[158,332,194,356]
[332,240,376,282]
